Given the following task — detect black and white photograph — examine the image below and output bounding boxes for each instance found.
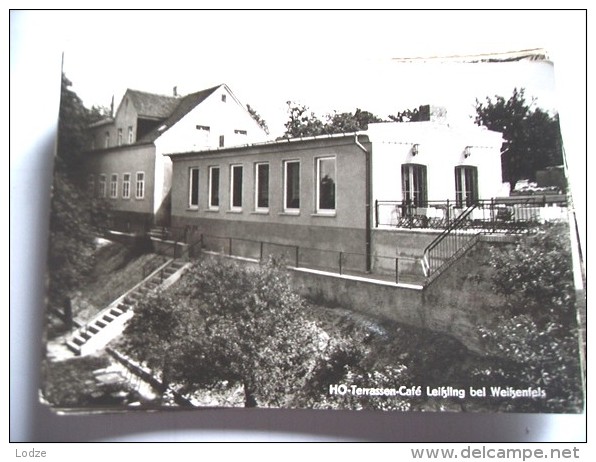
[10,9,587,442]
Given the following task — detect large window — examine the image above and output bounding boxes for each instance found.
[189,167,199,208]
[316,157,336,213]
[209,166,220,209]
[255,163,269,211]
[110,174,118,199]
[136,172,145,199]
[455,165,478,207]
[122,173,131,199]
[104,132,110,148]
[98,174,107,198]
[230,165,243,210]
[128,126,134,144]
[401,164,427,208]
[117,128,123,146]
[284,160,300,211]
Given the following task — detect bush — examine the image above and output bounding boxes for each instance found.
[477,223,583,412]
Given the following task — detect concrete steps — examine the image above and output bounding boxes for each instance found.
[66,258,189,356]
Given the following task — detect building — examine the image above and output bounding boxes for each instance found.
[166,114,506,280]
[85,84,270,229]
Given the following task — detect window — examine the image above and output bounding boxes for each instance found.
[255,163,269,211]
[104,132,110,148]
[196,125,210,146]
[128,126,134,144]
[189,167,199,208]
[230,165,243,210]
[221,94,227,102]
[110,174,118,198]
[219,135,225,148]
[117,128,123,146]
[234,129,247,135]
[136,172,145,199]
[284,160,300,211]
[316,157,336,213]
[87,174,95,196]
[122,173,131,199]
[209,166,220,209]
[401,164,427,208]
[98,174,107,198]
[455,166,478,207]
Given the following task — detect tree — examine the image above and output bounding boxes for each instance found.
[47,74,110,317]
[246,104,269,134]
[123,258,325,407]
[283,101,326,138]
[474,88,563,186]
[388,107,423,122]
[283,102,384,138]
[325,108,383,133]
[57,74,94,175]
[119,291,189,394]
[122,257,416,410]
[476,224,583,412]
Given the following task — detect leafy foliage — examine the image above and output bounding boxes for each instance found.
[388,107,424,122]
[282,101,383,138]
[47,74,110,314]
[474,88,563,186]
[48,173,98,307]
[122,258,419,410]
[246,103,269,134]
[41,355,144,407]
[477,224,583,412]
[283,101,326,138]
[123,258,324,407]
[488,223,575,325]
[295,334,411,411]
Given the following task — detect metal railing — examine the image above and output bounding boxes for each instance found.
[421,204,480,277]
[375,195,567,231]
[183,232,420,285]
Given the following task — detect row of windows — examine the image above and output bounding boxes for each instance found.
[92,126,135,150]
[89,172,145,199]
[187,157,337,214]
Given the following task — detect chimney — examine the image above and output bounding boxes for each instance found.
[173,86,178,97]
[418,104,447,123]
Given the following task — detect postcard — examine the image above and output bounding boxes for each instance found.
[32,12,585,426]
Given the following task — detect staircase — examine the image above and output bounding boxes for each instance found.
[66,258,188,356]
[421,204,482,285]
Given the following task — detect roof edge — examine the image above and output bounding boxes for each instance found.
[165,131,370,158]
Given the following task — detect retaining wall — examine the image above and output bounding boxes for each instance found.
[287,240,508,353]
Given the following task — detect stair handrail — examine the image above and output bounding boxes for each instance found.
[421,203,478,276]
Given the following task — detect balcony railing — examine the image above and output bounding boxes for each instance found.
[375,195,567,232]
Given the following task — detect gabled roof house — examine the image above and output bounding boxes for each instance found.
[86,84,270,230]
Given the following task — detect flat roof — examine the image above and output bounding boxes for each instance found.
[165,131,370,159]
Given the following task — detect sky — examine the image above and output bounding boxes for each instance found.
[29,10,565,138]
